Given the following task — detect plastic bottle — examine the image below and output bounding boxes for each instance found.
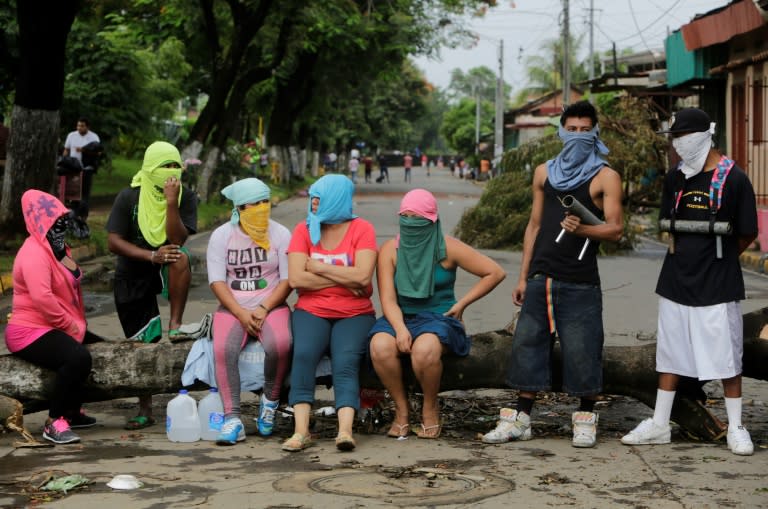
[198,387,225,441]
[166,389,201,442]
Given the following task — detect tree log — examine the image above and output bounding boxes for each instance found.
[2,317,768,441]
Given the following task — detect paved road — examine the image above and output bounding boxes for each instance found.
[2,165,768,508]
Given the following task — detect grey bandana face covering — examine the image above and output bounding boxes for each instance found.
[47,216,68,258]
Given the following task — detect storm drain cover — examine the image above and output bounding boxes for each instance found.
[273,468,513,505]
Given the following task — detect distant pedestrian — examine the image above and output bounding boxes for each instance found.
[363,155,373,183]
[403,153,413,183]
[349,156,359,184]
[377,154,389,183]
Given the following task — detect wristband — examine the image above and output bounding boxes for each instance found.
[258,303,270,313]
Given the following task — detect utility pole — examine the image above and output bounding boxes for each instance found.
[588,0,594,103]
[562,0,570,106]
[494,39,504,168]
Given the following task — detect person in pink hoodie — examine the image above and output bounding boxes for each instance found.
[4,190,104,445]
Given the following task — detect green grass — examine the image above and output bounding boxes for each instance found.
[92,156,139,197]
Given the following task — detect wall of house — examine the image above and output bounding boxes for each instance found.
[725,28,768,200]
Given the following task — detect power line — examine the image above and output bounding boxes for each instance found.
[614,0,682,43]
[627,0,656,66]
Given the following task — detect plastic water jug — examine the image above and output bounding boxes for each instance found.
[198,387,224,441]
[166,389,200,442]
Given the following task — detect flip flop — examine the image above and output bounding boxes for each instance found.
[124,416,156,430]
[335,432,356,451]
[387,422,410,438]
[168,329,191,343]
[416,423,442,439]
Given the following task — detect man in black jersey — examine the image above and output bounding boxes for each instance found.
[621,108,757,455]
[482,101,623,448]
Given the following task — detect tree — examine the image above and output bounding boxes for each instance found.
[440,97,494,156]
[513,35,588,105]
[447,66,510,105]
[0,0,79,235]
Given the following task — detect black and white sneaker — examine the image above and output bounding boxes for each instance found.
[42,417,81,444]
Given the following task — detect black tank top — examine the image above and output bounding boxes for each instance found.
[528,176,603,285]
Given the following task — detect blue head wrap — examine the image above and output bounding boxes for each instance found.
[306,174,357,245]
[546,125,609,191]
[221,177,271,224]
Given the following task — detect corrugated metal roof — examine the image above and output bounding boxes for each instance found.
[681,0,764,50]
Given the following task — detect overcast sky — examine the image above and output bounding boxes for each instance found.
[413,0,729,92]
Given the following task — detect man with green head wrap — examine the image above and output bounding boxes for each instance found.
[106,141,198,429]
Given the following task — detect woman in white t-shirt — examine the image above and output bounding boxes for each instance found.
[206,178,293,445]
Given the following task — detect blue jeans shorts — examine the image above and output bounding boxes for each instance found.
[505,275,604,396]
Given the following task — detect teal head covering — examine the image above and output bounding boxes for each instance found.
[395,189,446,299]
[306,174,357,245]
[221,177,271,224]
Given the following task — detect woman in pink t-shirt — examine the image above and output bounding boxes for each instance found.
[282,175,377,452]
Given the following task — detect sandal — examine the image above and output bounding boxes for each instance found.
[387,422,410,438]
[416,423,442,439]
[335,432,356,451]
[282,433,312,452]
[124,416,156,431]
[168,329,191,343]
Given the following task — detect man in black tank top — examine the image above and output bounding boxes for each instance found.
[482,101,624,448]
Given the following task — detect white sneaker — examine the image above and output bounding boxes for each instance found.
[621,418,671,445]
[481,408,532,443]
[572,411,598,448]
[727,425,754,456]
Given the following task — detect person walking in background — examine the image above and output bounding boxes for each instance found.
[482,101,623,449]
[282,174,377,452]
[403,152,413,183]
[106,141,197,431]
[621,108,757,456]
[349,155,359,184]
[5,190,105,444]
[377,153,389,183]
[207,178,293,445]
[369,189,505,439]
[363,154,373,183]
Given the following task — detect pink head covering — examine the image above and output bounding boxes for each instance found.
[398,188,438,223]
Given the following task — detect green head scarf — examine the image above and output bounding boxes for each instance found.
[130,141,183,247]
[395,189,446,299]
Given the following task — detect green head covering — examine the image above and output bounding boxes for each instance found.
[395,190,446,298]
[130,141,183,247]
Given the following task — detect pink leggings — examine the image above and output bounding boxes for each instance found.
[212,306,292,418]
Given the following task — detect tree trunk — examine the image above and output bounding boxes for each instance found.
[3,328,767,440]
[0,1,78,234]
[196,146,221,202]
[0,107,61,232]
[311,150,319,177]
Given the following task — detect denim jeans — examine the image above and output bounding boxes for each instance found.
[289,309,376,410]
[505,275,604,396]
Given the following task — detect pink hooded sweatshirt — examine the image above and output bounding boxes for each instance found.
[5,190,85,352]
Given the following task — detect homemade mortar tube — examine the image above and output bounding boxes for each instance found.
[658,219,732,258]
[555,195,605,260]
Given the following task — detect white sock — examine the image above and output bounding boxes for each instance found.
[652,389,676,428]
[725,397,743,429]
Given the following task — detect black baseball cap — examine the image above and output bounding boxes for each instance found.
[657,108,711,134]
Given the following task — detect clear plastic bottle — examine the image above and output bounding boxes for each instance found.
[198,387,225,441]
[166,389,200,442]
